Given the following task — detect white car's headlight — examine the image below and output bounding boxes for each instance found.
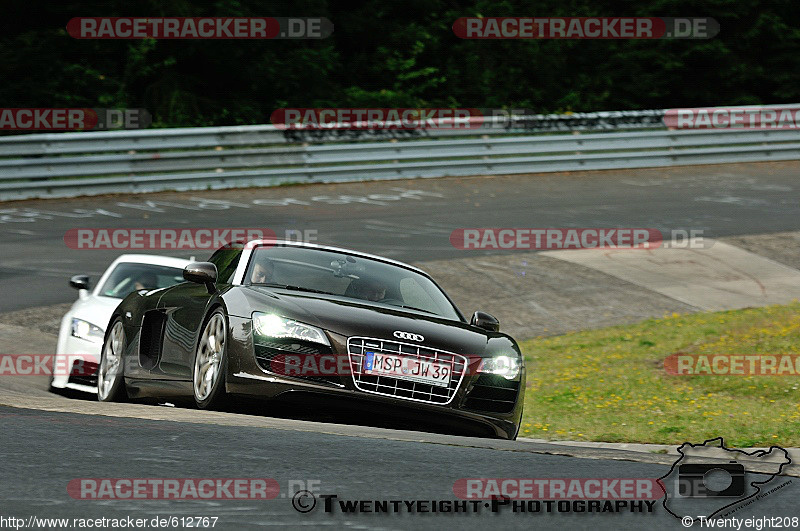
[252,312,330,346]
[478,354,521,380]
[71,318,105,343]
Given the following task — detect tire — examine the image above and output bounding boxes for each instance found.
[193,308,229,409]
[97,318,127,402]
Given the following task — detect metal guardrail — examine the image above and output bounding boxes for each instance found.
[0,110,798,200]
[0,111,666,156]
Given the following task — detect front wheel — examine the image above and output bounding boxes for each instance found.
[193,309,228,409]
[97,319,127,402]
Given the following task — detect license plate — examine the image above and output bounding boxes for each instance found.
[363,351,450,387]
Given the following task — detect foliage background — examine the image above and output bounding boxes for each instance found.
[1,1,798,127]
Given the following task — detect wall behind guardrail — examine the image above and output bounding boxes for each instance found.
[0,109,798,201]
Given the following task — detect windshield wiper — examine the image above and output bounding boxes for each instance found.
[256,283,335,296]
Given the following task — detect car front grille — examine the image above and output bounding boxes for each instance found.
[347,337,467,405]
[463,374,520,413]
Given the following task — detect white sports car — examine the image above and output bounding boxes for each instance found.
[51,254,191,394]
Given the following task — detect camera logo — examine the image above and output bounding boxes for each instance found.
[677,462,745,497]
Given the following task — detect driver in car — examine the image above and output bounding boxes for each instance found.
[351,277,386,302]
[250,257,275,284]
[133,271,158,291]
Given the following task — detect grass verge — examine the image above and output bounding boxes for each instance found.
[520,301,800,447]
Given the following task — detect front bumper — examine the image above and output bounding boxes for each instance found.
[225,323,524,440]
[51,334,101,393]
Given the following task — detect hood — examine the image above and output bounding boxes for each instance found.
[239,287,497,358]
[69,295,123,330]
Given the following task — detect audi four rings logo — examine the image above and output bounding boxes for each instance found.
[394,331,424,342]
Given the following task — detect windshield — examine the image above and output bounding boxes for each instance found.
[97,262,185,299]
[244,245,462,321]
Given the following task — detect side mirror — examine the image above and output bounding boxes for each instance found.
[471,311,500,332]
[183,262,218,293]
[69,274,90,291]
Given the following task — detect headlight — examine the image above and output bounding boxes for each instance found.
[252,312,330,346]
[70,318,105,343]
[479,354,521,380]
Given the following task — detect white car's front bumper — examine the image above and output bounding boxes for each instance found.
[52,314,103,393]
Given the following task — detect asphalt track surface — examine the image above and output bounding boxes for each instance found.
[2,162,800,529]
[1,161,799,312]
[2,405,798,530]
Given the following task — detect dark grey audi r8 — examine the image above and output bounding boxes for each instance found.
[97,240,525,439]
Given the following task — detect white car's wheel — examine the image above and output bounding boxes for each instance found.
[97,318,126,402]
[193,309,228,409]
